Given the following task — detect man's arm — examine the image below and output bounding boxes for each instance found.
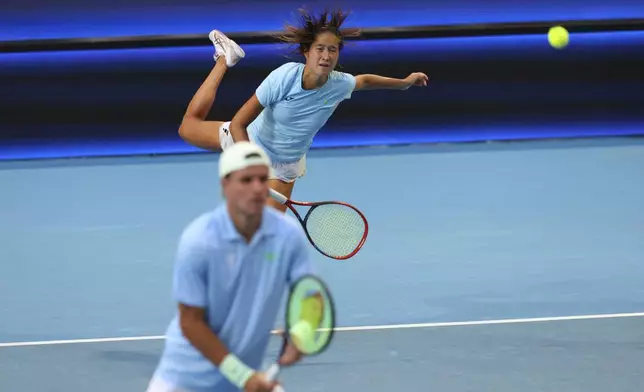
[178,305,279,391]
[178,304,230,365]
[173,235,276,392]
[354,72,429,91]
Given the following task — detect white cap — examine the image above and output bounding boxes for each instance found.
[219,142,272,178]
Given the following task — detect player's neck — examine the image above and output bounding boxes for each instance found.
[302,68,328,90]
[229,208,262,242]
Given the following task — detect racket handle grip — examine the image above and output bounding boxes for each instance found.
[269,189,288,205]
[265,364,285,392]
[265,363,280,381]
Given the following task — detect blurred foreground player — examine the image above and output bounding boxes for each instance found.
[147,142,315,392]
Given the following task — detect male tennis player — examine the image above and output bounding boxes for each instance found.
[147,142,315,392]
[178,9,429,213]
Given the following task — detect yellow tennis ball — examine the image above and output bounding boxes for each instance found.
[289,320,315,351]
[300,296,322,327]
[548,26,569,49]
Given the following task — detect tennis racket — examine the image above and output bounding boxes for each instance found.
[265,274,336,392]
[269,188,369,260]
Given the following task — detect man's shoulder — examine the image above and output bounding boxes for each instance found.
[179,207,225,246]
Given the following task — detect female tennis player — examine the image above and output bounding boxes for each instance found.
[179,9,428,212]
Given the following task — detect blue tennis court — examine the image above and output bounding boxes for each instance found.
[2,136,644,391]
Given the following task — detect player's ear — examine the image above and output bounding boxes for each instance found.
[302,44,312,59]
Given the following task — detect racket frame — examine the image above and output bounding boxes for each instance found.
[266,274,336,390]
[269,188,369,260]
[283,274,336,356]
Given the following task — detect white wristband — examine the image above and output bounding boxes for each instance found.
[220,354,255,389]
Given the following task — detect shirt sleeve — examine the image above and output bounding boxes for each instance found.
[287,227,316,284]
[172,232,208,308]
[255,63,295,107]
[335,71,357,100]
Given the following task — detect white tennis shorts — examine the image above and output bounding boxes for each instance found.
[219,121,306,183]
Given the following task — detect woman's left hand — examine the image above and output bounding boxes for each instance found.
[404,72,429,89]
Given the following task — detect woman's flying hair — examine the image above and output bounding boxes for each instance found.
[276,8,361,55]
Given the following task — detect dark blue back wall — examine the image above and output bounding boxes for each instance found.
[2,31,643,141]
[2,0,644,40]
[2,29,643,161]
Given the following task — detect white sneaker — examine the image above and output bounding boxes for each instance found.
[208,29,245,67]
[208,30,226,62]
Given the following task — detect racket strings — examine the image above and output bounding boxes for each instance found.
[305,204,366,258]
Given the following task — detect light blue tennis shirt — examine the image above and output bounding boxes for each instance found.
[248,62,357,163]
[152,204,315,392]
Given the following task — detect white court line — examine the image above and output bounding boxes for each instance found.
[1,311,643,349]
[0,335,165,348]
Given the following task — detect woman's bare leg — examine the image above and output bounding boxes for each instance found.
[267,180,296,213]
[178,57,229,151]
